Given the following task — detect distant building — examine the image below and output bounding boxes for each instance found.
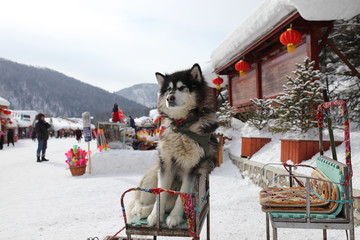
[12,110,38,139]
[0,96,11,132]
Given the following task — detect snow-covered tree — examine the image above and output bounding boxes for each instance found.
[269,57,324,134]
[319,14,360,127]
[247,98,275,130]
[216,100,236,127]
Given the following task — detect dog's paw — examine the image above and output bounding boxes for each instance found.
[166,214,184,228]
[132,206,144,218]
[132,204,153,219]
[147,212,163,226]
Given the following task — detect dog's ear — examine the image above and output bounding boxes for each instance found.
[190,63,202,83]
[155,72,165,87]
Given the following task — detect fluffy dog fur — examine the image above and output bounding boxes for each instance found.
[126,63,218,227]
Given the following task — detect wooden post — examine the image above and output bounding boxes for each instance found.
[228,73,233,107]
[88,141,92,174]
[206,174,210,240]
[256,61,262,99]
[322,89,337,160]
[306,25,320,70]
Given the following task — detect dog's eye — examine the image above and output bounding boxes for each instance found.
[178,86,186,91]
[167,87,172,92]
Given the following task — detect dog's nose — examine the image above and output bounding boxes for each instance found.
[167,95,175,103]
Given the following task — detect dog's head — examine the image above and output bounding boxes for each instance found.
[156,63,207,120]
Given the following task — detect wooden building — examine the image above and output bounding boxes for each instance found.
[210,0,360,112]
[0,96,11,131]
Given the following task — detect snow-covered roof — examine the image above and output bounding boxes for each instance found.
[135,116,154,128]
[0,97,10,107]
[211,0,360,72]
[5,119,18,128]
[12,110,38,128]
[46,117,95,131]
[202,61,228,89]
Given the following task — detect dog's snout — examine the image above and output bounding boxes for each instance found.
[167,95,175,103]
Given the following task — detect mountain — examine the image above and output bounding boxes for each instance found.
[0,58,150,122]
[115,83,158,108]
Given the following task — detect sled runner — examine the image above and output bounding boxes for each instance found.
[259,100,355,240]
[120,173,210,240]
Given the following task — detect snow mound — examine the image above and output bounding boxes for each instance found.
[91,149,158,175]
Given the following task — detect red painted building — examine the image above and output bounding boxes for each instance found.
[210,0,360,112]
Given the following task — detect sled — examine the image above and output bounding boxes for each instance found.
[259,100,355,240]
[120,173,210,240]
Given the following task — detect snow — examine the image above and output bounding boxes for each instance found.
[0,96,10,107]
[134,116,155,128]
[201,61,229,89]
[48,117,95,131]
[290,0,360,21]
[227,119,360,185]
[1,122,360,239]
[211,0,360,72]
[149,109,160,121]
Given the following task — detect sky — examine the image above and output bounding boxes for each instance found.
[0,0,263,92]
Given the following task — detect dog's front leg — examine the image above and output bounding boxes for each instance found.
[147,168,174,226]
[166,173,191,227]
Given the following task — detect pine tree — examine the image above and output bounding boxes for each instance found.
[319,14,360,127]
[216,100,236,127]
[248,98,275,130]
[269,57,323,134]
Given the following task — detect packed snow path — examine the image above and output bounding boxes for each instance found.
[0,138,358,239]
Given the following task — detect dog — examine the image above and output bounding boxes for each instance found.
[127,63,219,228]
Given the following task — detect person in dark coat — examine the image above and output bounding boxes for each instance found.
[31,128,37,141]
[0,130,4,150]
[75,128,82,142]
[129,115,136,131]
[34,113,51,162]
[7,129,14,147]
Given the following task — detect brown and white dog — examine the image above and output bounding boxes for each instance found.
[127,63,218,227]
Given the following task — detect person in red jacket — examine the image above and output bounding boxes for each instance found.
[112,103,120,123]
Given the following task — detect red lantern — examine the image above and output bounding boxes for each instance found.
[212,76,224,90]
[9,121,13,124]
[1,120,5,124]
[4,110,11,115]
[280,28,302,53]
[235,60,250,77]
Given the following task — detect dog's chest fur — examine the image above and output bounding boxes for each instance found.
[158,126,204,171]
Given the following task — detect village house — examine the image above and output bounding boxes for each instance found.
[210,0,360,113]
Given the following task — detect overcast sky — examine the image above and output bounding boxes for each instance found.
[0,0,263,92]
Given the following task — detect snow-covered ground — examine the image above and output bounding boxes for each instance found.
[0,132,359,239]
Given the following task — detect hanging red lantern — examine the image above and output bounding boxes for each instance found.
[235,60,250,77]
[212,76,224,90]
[4,110,11,115]
[9,121,13,124]
[280,28,302,53]
[1,120,5,124]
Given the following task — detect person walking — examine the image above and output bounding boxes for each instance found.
[75,128,82,143]
[34,113,51,162]
[7,129,14,147]
[0,130,4,150]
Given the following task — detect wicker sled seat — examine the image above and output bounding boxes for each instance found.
[260,156,344,218]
